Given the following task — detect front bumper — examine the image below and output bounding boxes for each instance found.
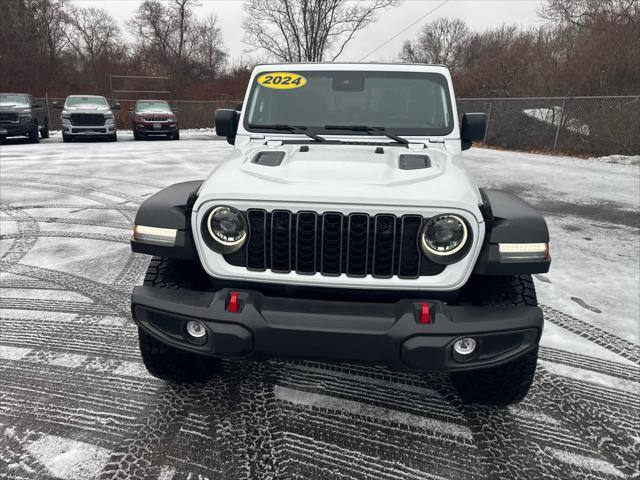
[135,122,178,135]
[0,123,35,137]
[62,124,116,136]
[131,285,543,372]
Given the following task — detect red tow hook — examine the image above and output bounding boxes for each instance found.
[419,303,431,324]
[227,291,240,313]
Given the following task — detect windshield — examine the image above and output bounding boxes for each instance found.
[136,101,171,112]
[65,96,108,108]
[0,94,29,107]
[245,70,453,136]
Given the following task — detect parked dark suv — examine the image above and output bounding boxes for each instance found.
[0,93,49,143]
[131,100,179,140]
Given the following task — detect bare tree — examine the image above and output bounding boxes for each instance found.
[192,14,228,78]
[539,0,639,27]
[128,0,203,67]
[243,0,399,62]
[399,18,469,70]
[173,0,197,61]
[128,0,175,65]
[66,7,123,75]
[25,0,71,71]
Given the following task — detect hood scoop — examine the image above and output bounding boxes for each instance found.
[399,154,431,170]
[252,151,285,167]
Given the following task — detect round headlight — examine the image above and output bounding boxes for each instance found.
[202,206,247,253]
[420,214,470,264]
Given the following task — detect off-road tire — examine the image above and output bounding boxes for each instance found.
[40,121,49,139]
[138,327,218,383]
[138,257,219,382]
[28,124,39,143]
[451,274,539,406]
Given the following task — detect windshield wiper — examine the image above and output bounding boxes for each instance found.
[324,125,409,145]
[248,123,325,142]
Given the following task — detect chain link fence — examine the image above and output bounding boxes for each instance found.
[457,96,640,156]
[37,95,639,156]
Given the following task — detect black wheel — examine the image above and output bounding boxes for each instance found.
[172,131,180,140]
[62,133,72,143]
[28,123,39,143]
[133,132,142,141]
[138,328,219,383]
[451,275,539,406]
[108,133,118,142]
[138,257,219,383]
[40,120,49,139]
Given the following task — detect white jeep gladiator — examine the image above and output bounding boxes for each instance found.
[130,63,551,405]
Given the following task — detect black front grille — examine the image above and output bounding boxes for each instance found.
[0,113,18,123]
[70,113,105,126]
[225,210,445,279]
[143,116,170,122]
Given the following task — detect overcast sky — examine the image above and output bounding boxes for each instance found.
[72,0,545,63]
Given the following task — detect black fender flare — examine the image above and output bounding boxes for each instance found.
[130,180,202,260]
[474,188,551,275]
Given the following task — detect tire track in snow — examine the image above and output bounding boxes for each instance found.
[543,305,640,364]
[0,180,137,222]
[0,206,39,264]
[539,346,640,382]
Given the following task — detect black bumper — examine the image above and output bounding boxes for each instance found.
[135,124,178,135]
[132,285,543,372]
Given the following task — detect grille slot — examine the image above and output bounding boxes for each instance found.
[321,213,344,276]
[225,210,446,278]
[70,113,105,126]
[296,212,317,274]
[398,216,423,278]
[270,210,292,273]
[372,215,396,278]
[246,210,267,270]
[347,214,370,277]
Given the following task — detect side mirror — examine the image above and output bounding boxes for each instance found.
[215,108,239,144]
[112,102,121,110]
[53,102,63,109]
[460,113,487,150]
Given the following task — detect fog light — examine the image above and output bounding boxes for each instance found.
[453,337,477,356]
[186,320,207,339]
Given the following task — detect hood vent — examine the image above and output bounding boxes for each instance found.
[399,154,431,170]
[252,151,285,167]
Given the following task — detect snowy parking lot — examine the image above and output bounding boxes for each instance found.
[1,131,638,480]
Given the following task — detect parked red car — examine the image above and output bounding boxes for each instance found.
[131,100,179,140]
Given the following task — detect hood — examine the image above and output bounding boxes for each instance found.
[195,140,483,217]
[0,105,30,113]
[135,109,174,114]
[63,106,111,113]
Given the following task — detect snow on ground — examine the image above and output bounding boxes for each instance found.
[0,135,638,480]
[464,147,640,344]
